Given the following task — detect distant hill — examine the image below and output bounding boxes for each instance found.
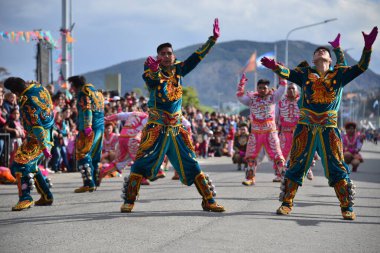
[83,40,380,106]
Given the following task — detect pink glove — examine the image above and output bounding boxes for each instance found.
[145,56,161,72]
[42,148,52,159]
[238,73,248,87]
[260,57,278,70]
[279,77,287,86]
[237,73,247,96]
[84,127,92,136]
[213,18,220,39]
[105,114,118,121]
[328,33,341,49]
[363,26,378,50]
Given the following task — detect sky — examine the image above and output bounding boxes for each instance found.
[0,0,379,82]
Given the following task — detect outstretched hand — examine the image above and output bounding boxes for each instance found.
[213,18,220,39]
[363,26,378,50]
[260,57,278,70]
[239,73,248,87]
[145,56,161,72]
[328,33,341,49]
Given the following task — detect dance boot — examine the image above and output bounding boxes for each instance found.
[34,170,54,206]
[12,200,34,211]
[120,173,143,213]
[74,164,96,193]
[194,172,225,212]
[242,166,255,186]
[12,173,35,211]
[334,179,356,220]
[277,178,299,215]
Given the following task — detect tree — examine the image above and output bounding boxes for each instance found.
[182,86,200,108]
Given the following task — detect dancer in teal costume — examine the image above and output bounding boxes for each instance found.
[68,75,105,193]
[261,27,378,220]
[4,77,54,211]
[120,19,225,213]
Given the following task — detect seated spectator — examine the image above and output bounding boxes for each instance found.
[101,122,119,163]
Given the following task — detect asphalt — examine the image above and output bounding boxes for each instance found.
[1,142,380,253]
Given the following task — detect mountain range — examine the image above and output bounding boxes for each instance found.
[83,40,380,106]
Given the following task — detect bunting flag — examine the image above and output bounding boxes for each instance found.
[241,51,257,73]
[0,30,75,48]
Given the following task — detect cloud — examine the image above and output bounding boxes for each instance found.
[0,0,379,80]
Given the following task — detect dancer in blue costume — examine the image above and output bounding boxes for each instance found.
[68,76,105,193]
[120,18,225,213]
[4,77,54,211]
[261,27,378,220]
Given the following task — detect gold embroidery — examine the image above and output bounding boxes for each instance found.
[135,125,162,160]
[179,127,195,152]
[308,71,337,104]
[160,68,183,101]
[76,131,94,160]
[289,126,308,167]
[329,129,344,162]
[14,138,41,164]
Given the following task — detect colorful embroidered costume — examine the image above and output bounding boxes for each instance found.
[75,83,104,192]
[120,35,224,213]
[11,82,54,210]
[236,79,286,184]
[276,93,300,160]
[273,46,371,219]
[100,112,148,178]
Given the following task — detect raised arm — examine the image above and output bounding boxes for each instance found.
[142,57,162,88]
[273,78,287,103]
[236,73,250,106]
[329,33,347,66]
[341,26,378,86]
[179,18,219,76]
[260,57,304,86]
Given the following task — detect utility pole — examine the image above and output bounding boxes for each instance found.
[61,0,70,84]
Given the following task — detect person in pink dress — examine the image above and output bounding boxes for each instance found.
[343,122,364,172]
[236,73,286,185]
[101,111,150,185]
[101,122,119,163]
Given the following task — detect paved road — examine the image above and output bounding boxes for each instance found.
[1,142,380,253]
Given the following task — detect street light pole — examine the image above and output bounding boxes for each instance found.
[285,18,338,66]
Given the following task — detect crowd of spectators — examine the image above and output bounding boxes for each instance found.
[0,81,378,174]
[0,80,253,172]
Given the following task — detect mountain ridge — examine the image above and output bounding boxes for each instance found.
[83,39,380,106]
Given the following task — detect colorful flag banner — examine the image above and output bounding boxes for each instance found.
[241,51,257,73]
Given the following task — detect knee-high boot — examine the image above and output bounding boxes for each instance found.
[12,172,35,211]
[194,172,225,212]
[242,160,256,186]
[120,173,143,213]
[74,163,96,193]
[334,179,356,220]
[277,178,299,215]
[34,170,53,206]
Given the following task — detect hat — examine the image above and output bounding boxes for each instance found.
[113,96,120,101]
[344,122,357,130]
